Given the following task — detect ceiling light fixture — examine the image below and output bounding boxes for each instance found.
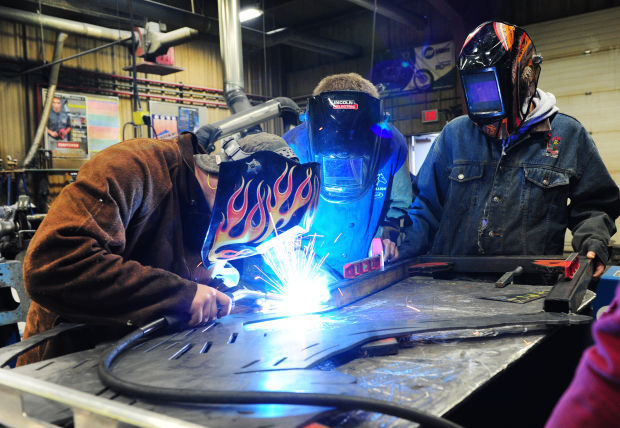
[239,7,263,23]
[265,27,287,35]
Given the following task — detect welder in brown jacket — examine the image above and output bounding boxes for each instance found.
[19,131,314,365]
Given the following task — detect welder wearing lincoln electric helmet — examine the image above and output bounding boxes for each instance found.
[283,73,410,278]
[402,21,620,277]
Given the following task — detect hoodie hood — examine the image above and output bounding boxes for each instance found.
[503,88,559,149]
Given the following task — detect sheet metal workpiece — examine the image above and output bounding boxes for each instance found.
[8,261,593,427]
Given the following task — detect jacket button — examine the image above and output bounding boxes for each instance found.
[458,173,465,180]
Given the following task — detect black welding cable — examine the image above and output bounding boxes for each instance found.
[98,317,463,428]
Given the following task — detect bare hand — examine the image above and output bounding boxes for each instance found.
[188,284,232,326]
[382,239,399,262]
[586,251,605,278]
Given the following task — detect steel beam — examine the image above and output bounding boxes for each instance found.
[343,0,427,27]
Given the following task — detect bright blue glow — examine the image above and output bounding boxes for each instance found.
[401,61,410,68]
[256,231,331,316]
[244,314,326,332]
[370,117,393,139]
[299,112,307,122]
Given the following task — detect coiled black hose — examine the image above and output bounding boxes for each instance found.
[98,317,463,428]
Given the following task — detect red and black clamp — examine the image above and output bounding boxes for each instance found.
[532,252,580,280]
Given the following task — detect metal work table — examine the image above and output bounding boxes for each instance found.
[2,271,593,427]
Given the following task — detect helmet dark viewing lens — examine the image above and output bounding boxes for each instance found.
[462,70,503,115]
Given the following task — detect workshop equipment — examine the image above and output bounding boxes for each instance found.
[543,258,593,313]
[593,266,620,318]
[532,252,580,279]
[410,253,581,280]
[0,252,596,428]
[0,195,42,349]
[0,274,592,427]
[222,285,286,306]
[0,251,597,427]
[343,238,384,279]
[495,266,524,288]
[409,254,592,314]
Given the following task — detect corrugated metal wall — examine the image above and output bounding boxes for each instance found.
[526,7,620,244]
[0,17,282,164]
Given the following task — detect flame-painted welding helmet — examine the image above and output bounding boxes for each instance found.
[200,145,320,264]
[307,91,390,203]
[458,21,542,139]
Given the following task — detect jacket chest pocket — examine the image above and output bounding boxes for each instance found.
[447,164,484,212]
[522,166,570,217]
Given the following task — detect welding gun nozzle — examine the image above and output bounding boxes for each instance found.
[230,289,285,302]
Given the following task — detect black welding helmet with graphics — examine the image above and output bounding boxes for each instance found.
[307,90,390,203]
[458,21,542,140]
[199,134,320,265]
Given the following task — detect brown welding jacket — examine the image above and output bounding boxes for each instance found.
[19,133,210,365]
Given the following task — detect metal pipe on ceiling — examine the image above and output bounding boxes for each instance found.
[61,0,360,57]
[0,5,132,41]
[158,27,199,47]
[20,37,132,76]
[217,0,253,114]
[0,5,198,54]
[195,97,300,151]
[86,0,216,33]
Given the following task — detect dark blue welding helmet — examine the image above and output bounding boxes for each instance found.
[458,21,541,139]
[307,90,390,203]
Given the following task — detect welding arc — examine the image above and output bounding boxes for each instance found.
[98,317,463,428]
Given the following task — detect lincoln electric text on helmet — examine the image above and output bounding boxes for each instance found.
[306,90,393,203]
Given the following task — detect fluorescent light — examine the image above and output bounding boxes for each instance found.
[239,7,263,23]
[265,27,287,35]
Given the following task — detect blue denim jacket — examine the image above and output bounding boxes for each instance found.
[283,122,411,276]
[404,114,620,263]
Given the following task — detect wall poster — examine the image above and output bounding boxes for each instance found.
[41,89,120,162]
[148,100,208,139]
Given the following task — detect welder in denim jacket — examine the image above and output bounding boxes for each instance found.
[403,21,620,277]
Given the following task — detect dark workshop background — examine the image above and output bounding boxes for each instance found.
[1,0,619,241]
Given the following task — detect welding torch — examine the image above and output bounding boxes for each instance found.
[221,285,285,304]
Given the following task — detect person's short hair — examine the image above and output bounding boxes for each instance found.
[312,73,380,98]
[194,132,298,174]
